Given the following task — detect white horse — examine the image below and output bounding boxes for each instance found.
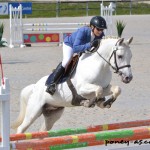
[12,37,133,133]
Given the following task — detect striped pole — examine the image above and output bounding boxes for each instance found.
[45,134,150,150]
[10,127,150,150]
[10,134,150,150]
[2,119,150,142]
[23,23,89,26]
[23,28,77,31]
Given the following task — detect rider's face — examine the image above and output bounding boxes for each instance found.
[93,27,104,36]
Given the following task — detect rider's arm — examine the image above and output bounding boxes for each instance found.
[73,28,91,53]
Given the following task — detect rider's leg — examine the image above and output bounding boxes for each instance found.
[46,43,73,95]
[46,63,65,95]
[62,43,74,67]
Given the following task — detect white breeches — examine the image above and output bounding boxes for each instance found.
[62,43,74,68]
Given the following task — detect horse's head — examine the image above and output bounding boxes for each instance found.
[109,37,133,83]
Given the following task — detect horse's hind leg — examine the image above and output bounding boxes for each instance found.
[17,102,42,133]
[40,104,64,131]
[97,84,121,108]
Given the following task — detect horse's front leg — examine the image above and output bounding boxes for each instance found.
[97,84,121,108]
[77,83,103,107]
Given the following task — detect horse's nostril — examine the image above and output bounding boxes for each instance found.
[125,77,129,81]
[126,75,133,81]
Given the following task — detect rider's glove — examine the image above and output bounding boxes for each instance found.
[90,39,99,48]
[85,40,99,53]
[85,47,96,53]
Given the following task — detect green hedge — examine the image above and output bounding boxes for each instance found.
[0,2,150,19]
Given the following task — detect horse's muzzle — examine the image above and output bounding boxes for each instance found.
[121,74,133,84]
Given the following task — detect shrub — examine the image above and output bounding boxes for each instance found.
[116,20,126,37]
[0,23,7,47]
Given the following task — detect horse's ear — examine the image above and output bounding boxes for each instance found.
[118,38,124,45]
[126,37,133,45]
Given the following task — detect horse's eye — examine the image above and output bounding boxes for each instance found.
[118,55,122,59]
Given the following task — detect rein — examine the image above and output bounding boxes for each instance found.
[96,40,131,74]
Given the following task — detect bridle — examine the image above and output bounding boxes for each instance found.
[96,40,131,75]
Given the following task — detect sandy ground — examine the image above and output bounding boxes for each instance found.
[0,15,150,149]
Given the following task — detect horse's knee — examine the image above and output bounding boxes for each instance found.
[113,86,121,97]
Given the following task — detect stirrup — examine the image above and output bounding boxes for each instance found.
[46,83,57,95]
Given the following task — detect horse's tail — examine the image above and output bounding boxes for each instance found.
[11,84,35,129]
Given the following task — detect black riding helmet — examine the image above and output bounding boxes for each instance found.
[90,16,107,29]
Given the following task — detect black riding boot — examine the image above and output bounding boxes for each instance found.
[46,63,65,95]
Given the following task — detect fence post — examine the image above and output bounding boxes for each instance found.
[9,4,13,48]
[129,0,132,15]
[86,2,89,16]
[56,0,60,17]
[0,78,10,150]
[100,2,113,36]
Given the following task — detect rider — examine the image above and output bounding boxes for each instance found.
[45,16,107,95]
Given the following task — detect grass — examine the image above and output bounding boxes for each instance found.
[0,2,150,19]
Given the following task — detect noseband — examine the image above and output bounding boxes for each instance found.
[96,40,131,75]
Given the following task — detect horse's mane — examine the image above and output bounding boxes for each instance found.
[102,36,119,41]
[100,36,120,46]
[101,36,130,49]
[103,35,118,39]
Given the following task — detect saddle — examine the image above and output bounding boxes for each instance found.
[59,54,80,84]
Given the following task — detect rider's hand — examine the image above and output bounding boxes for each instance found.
[85,47,96,53]
[90,39,99,48]
[85,40,99,53]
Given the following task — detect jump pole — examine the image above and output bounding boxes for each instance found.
[2,119,150,142]
[10,126,150,149]
[28,134,150,150]
[24,28,78,31]
[23,23,88,26]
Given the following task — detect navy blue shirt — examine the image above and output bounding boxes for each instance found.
[64,26,104,53]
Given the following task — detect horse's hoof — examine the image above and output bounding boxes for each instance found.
[80,100,95,108]
[103,97,115,108]
[96,97,106,108]
[90,104,95,108]
[105,104,111,108]
[80,100,89,107]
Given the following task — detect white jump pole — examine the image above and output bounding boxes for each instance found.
[0,78,10,150]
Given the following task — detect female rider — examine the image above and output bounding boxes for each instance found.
[46,16,107,95]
